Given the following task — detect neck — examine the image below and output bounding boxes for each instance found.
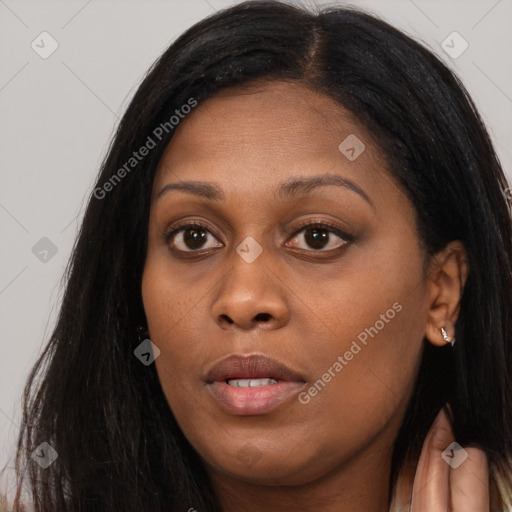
[208,442,393,512]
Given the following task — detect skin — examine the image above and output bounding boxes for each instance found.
[408,408,489,511]
[141,80,486,511]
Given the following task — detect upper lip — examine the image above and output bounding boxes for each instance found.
[205,354,306,383]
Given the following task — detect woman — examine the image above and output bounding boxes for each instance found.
[12,1,512,510]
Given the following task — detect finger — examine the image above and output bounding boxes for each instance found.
[450,446,489,512]
[392,460,416,512]
[411,407,453,511]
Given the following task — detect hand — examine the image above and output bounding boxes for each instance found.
[410,406,489,511]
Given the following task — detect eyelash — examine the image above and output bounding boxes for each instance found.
[164,219,354,254]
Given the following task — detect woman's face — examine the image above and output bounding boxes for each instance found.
[142,81,431,487]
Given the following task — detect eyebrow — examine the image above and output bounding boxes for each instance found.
[155,173,374,209]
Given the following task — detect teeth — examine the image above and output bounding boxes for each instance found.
[227,378,278,387]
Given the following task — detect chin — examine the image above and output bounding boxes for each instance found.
[203,445,334,487]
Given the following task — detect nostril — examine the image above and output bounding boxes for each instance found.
[254,313,271,322]
[220,314,234,324]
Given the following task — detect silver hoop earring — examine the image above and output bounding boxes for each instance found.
[441,327,455,346]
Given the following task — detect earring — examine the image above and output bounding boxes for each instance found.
[441,327,455,346]
[137,326,149,342]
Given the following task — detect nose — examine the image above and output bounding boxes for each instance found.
[211,251,290,331]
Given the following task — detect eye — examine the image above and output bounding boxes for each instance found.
[165,222,223,252]
[164,220,353,254]
[285,222,352,252]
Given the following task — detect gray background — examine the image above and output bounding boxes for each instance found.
[1,0,511,497]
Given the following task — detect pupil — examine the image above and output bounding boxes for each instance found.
[305,228,328,249]
[185,228,206,249]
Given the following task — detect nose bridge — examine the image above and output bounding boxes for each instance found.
[211,239,289,330]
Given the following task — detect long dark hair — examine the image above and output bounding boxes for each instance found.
[11,1,512,510]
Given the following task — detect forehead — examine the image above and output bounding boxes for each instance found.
[152,81,388,197]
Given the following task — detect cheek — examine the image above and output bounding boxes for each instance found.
[141,253,218,414]
[302,297,425,421]
[293,244,428,455]
[287,288,426,480]
[141,248,211,344]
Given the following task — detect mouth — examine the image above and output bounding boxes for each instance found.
[204,354,306,415]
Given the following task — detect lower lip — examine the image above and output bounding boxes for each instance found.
[207,381,305,415]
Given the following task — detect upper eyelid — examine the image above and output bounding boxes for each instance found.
[288,220,350,237]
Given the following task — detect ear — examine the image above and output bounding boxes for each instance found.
[424,240,469,347]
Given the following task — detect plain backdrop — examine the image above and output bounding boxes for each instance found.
[1,0,511,496]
